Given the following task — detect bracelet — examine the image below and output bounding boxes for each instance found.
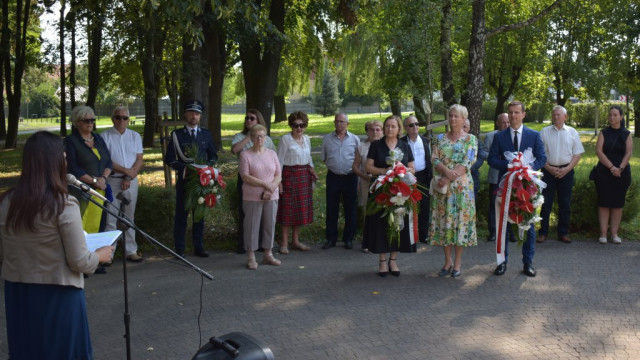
[124,175,133,181]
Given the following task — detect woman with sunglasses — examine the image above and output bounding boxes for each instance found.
[232,109,276,254]
[64,106,113,236]
[276,111,318,254]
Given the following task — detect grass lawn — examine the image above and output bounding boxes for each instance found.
[2,112,639,255]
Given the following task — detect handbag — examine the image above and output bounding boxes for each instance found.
[430,175,448,195]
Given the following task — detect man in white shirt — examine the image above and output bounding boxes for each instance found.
[102,106,144,262]
[538,105,584,244]
[401,115,432,243]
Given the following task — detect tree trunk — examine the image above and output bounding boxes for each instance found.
[0,5,4,139]
[463,0,486,137]
[273,95,287,123]
[412,94,427,125]
[633,89,640,137]
[3,0,31,149]
[69,8,76,110]
[440,0,456,107]
[182,38,207,123]
[139,9,164,148]
[85,8,103,109]
[59,0,66,136]
[239,0,285,131]
[389,94,401,116]
[204,3,227,149]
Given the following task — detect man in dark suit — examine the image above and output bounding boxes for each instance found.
[164,100,218,257]
[488,101,546,277]
[401,115,433,244]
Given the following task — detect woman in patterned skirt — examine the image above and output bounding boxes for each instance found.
[276,111,318,254]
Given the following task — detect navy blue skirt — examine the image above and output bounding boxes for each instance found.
[4,281,93,360]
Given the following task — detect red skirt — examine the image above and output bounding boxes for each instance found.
[277,165,314,226]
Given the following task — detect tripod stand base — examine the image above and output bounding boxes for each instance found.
[192,332,275,360]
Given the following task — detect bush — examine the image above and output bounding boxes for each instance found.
[481,101,497,121]
[569,101,630,128]
[525,102,554,123]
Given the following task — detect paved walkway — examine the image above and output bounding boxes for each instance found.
[1,238,638,359]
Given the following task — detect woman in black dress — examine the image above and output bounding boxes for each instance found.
[594,105,633,244]
[364,115,416,277]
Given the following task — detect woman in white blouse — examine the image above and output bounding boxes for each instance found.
[276,111,318,254]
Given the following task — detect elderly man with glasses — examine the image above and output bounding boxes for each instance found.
[321,112,360,250]
[102,106,144,262]
[401,115,433,243]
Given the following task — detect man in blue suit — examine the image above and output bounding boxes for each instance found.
[164,100,218,257]
[488,101,546,277]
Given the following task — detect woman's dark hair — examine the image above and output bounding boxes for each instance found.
[287,111,309,128]
[610,105,625,128]
[1,131,68,233]
[242,109,267,134]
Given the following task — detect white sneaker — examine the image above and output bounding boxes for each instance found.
[598,237,608,244]
[612,237,622,244]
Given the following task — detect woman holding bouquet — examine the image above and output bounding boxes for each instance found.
[276,111,318,254]
[364,115,415,277]
[239,125,282,269]
[429,104,477,278]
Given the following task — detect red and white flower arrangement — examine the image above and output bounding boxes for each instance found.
[366,149,423,245]
[185,164,227,222]
[495,148,546,264]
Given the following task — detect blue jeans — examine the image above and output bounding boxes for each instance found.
[325,171,358,244]
[539,168,574,237]
[504,226,536,265]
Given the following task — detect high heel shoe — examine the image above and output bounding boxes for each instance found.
[388,258,400,277]
[378,259,389,277]
[437,265,453,277]
[451,268,461,277]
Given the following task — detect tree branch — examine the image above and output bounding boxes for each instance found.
[487,0,563,38]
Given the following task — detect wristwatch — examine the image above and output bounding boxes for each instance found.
[92,177,98,185]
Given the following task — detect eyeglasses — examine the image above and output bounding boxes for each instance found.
[292,123,306,129]
[245,116,257,121]
[252,134,266,139]
[114,115,129,121]
[80,118,96,124]
[406,123,419,128]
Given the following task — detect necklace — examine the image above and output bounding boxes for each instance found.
[82,136,94,142]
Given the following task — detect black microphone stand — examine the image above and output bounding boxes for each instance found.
[71,185,213,360]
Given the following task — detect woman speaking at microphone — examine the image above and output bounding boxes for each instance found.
[0,131,114,359]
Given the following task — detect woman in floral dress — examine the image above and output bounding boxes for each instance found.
[429,104,478,278]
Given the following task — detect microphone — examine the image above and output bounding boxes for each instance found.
[67,174,109,202]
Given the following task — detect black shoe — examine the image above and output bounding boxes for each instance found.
[451,269,461,277]
[419,239,429,244]
[378,259,389,277]
[523,264,536,277]
[94,266,107,274]
[344,241,353,249]
[388,258,400,277]
[174,250,184,259]
[487,235,495,242]
[322,241,335,250]
[494,262,507,275]
[194,250,210,258]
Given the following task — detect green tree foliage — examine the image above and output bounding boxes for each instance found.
[313,69,341,116]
